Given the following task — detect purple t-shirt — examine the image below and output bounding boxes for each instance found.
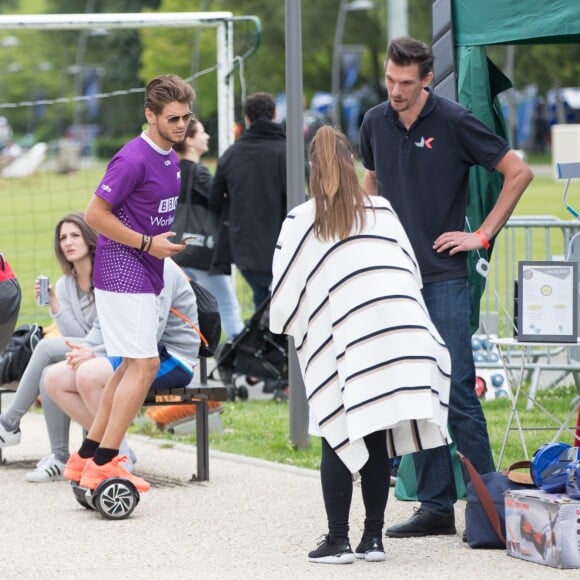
[92,133,180,294]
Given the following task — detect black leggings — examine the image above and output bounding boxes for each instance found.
[320,430,390,540]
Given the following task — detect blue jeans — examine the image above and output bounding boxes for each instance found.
[182,268,244,340]
[413,277,494,516]
[239,269,272,312]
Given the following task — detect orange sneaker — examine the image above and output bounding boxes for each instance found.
[64,452,88,482]
[79,456,151,492]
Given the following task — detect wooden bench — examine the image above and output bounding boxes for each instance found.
[0,358,228,482]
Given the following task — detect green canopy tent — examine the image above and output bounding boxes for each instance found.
[395,0,580,502]
[453,1,580,46]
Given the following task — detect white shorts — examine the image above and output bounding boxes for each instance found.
[95,289,159,358]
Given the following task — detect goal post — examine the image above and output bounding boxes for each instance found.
[0,11,237,154]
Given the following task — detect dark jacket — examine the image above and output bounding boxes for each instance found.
[209,119,287,273]
[178,159,212,205]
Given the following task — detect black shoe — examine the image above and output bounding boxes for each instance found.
[354,535,386,562]
[385,508,456,538]
[308,535,355,564]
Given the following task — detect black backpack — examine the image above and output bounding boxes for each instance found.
[0,323,43,384]
[170,280,221,358]
[191,280,221,357]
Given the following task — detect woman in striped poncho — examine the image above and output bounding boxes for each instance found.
[270,126,451,564]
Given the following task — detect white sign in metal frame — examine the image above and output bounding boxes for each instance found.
[517,260,578,343]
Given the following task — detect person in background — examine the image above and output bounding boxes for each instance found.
[63,74,194,494]
[173,118,244,339]
[0,213,107,483]
[0,139,23,167]
[359,36,533,538]
[44,259,199,459]
[209,92,286,312]
[270,126,451,564]
[532,99,550,155]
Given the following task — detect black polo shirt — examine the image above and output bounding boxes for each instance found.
[359,89,509,283]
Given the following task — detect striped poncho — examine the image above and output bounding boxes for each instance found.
[270,196,451,473]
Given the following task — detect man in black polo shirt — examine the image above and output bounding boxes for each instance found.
[359,37,533,538]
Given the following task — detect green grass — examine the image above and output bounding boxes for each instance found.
[133,384,579,472]
[1,162,109,327]
[482,384,579,468]
[196,399,322,469]
[134,399,323,470]
[524,152,552,165]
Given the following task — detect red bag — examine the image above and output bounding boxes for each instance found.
[0,254,17,283]
[0,254,22,351]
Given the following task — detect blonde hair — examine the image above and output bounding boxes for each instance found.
[308,126,368,241]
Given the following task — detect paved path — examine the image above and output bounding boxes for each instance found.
[0,410,577,579]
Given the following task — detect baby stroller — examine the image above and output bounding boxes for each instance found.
[210,297,288,402]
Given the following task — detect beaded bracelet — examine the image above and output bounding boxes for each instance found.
[475,229,491,250]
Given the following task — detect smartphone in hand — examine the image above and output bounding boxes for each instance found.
[179,235,198,245]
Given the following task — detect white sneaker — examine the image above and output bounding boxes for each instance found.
[25,454,66,483]
[118,439,137,473]
[118,454,135,473]
[0,421,21,447]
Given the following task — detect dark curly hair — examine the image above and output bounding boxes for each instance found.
[243,92,276,123]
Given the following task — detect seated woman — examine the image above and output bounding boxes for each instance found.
[0,212,105,482]
[43,258,199,470]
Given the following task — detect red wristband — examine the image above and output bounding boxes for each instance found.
[475,229,491,250]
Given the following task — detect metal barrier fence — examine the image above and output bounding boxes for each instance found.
[477,215,580,404]
[480,215,580,338]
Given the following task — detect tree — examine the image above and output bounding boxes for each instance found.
[0,1,164,140]
[2,1,578,150]
[488,43,580,96]
[139,0,392,125]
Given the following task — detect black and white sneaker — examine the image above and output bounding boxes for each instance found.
[0,422,21,447]
[355,535,386,562]
[308,535,355,564]
[25,454,66,483]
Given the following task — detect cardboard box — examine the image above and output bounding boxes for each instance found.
[505,488,580,568]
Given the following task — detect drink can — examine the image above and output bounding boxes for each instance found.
[38,276,50,306]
